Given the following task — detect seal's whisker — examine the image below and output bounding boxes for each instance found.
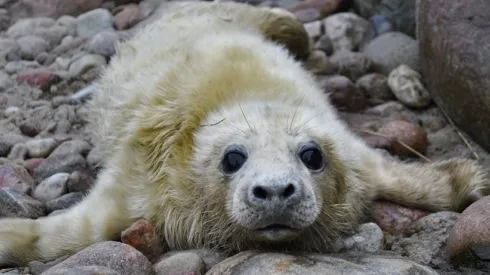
[293,110,326,134]
[289,91,307,133]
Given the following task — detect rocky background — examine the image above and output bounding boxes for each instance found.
[0,0,489,274]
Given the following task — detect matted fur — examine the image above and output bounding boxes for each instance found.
[0,1,489,267]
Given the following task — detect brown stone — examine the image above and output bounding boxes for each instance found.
[285,0,342,18]
[377,120,428,158]
[121,219,166,263]
[417,0,490,152]
[371,200,428,235]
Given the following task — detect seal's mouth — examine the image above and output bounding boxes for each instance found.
[254,224,300,241]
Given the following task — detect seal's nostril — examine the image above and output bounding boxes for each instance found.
[253,186,268,200]
[283,183,295,198]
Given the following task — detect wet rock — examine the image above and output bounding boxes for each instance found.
[377,120,428,158]
[371,200,428,235]
[318,75,367,112]
[361,32,419,76]
[0,188,46,218]
[417,0,490,153]
[16,35,50,60]
[67,171,94,194]
[114,4,141,30]
[329,50,373,81]
[324,12,375,52]
[32,153,88,181]
[388,64,431,108]
[356,73,394,106]
[0,163,36,194]
[121,219,166,264]
[42,241,153,275]
[304,50,333,74]
[46,191,83,213]
[86,31,119,57]
[206,251,439,275]
[334,223,384,253]
[76,8,115,37]
[33,173,69,202]
[313,34,333,56]
[68,53,107,77]
[154,251,205,275]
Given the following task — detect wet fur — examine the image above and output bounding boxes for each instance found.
[1,1,489,267]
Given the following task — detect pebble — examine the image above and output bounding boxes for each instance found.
[25,137,65,158]
[76,8,115,37]
[4,106,20,117]
[329,50,373,81]
[42,265,122,275]
[388,64,432,108]
[114,4,141,30]
[377,120,428,158]
[286,0,342,18]
[86,31,120,57]
[304,50,333,74]
[49,139,92,157]
[0,133,29,157]
[0,163,36,194]
[0,71,12,92]
[293,8,321,24]
[370,15,393,36]
[356,73,394,106]
[56,15,77,37]
[0,188,46,218]
[303,20,322,41]
[16,70,60,90]
[154,252,206,275]
[19,119,42,137]
[68,53,107,77]
[16,35,50,60]
[361,31,419,75]
[324,12,376,52]
[4,60,41,74]
[313,34,333,56]
[334,223,383,253]
[42,241,154,275]
[33,153,88,181]
[7,143,28,162]
[6,17,69,47]
[121,219,166,264]
[67,171,95,194]
[318,75,367,112]
[33,173,69,202]
[46,192,83,213]
[0,8,8,31]
[371,200,428,235]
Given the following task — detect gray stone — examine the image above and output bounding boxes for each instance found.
[0,188,46,219]
[16,35,50,60]
[76,8,115,38]
[68,53,107,76]
[324,12,376,52]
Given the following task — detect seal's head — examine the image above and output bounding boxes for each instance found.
[191,98,348,247]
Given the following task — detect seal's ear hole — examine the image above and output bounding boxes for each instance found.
[221,145,248,175]
[299,142,326,173]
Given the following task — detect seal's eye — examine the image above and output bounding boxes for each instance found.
[299,145,325,172]
[222,148,247,174]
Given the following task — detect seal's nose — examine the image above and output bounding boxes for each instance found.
[248,180,303,208]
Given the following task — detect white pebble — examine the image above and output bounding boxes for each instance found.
[388,64,432,108]
[33,173,70,202]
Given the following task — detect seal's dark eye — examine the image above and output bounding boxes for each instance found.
[299,146,325,171]
[222,150,247,174]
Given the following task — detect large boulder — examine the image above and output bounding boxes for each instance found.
[417,0,490,152]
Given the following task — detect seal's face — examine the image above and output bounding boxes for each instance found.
[192,99,346,244]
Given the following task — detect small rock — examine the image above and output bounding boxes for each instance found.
[16,35,50,60]
[313,34,333,56]
[356,73,394,106]
[304,50,333,74]
[114,4,141,30]
[19,119,42,137]
[0,188,46,218]
[68,54,107,77]
[86,31,119,57]
[42,241,154,275]
[371,200,428,235]
[154,252,206,275]
[76,8,115,37]
[370,15,393,36]
[6,17,69,47]
[4,60,40,74]
[50,140,92,157]
[303,20,322,41]
[324,12,376,52]
[0,163,36,194]
[361,32,419,75]
[16,70,60,90]
[387,64,431,108]
[0,133,28,157]
[318,75,367,112]
[23,158,44,173]
[50,36,87,58]
[33,153,88,181]
[286,0,342,18]
[25,137,68,158]
[358,132,393,151]
[0,8,8,31]
[41,265,121,275]
[365,101,406,117]
[293,8,321,24]
[121,219,166,264]
[4,106,20,117]
[0,71,12,92]
[329,50,373,81]
[334,223,383,253]
[56,15,77,36]
[7,143,28,162]
[377,120,428,158]
[66,171,94,194]
[46,192,83,213]
[33,173,69,202]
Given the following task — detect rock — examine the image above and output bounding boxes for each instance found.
[67,171,94,194]
[329,50,373,81]
[19,119,42,137]
[0,163,36,194]
[7,143,28,162]
[41,265,121,275]
[206,251,439,275]
[293,8,320,24]
[114,4,141,30]
[0,133,28,157]
[121,219,166,264]
[9,0,105,21]
[387,212,460,268]
[334,223,384,253]
[304,50,333,74]
[303,20,322,41]
[313,34,333,56]
[33,173,69,202]
[25,137,68,158]
[0,8,8,31]
[50,36,87,58]
[285,0,342,18]
[76,8,115,37]
[370,15,393,36]
[4,106,20,117]
[56,15,77,36]
[447,196,490,261]
[154,252,205,275]
[49,140,92,157]
[86,31,119,57]
[42,241,153,275]
[417,0,490,153]
[323,12,376,52]
[32,153,88,181]
[352,0,416,37]
[15,70,60,90]
[16,35,50,60]
[371,200,428,235]
[318,75,367,112]
[6,17,69,47]
[361,32,419,76]
[23,158,44,173]
[377,120,428,158]
[387,64,431,108]
[0,188,46,218]
[0,70,12,92]
[46,191,83,213]
[68,53,107,77]
[356,73,394,106]
[4,60,41,74]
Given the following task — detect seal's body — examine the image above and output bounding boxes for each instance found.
[0,1,488,267]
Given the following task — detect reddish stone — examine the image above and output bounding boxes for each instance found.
[24,158,45,174]
[114,4,141,30]
[121,219,166,263]
[371,200,428,235]
[377,120,428,158]
[0,163,37,194]
[16,70,60,90]
[286,0,343,18]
